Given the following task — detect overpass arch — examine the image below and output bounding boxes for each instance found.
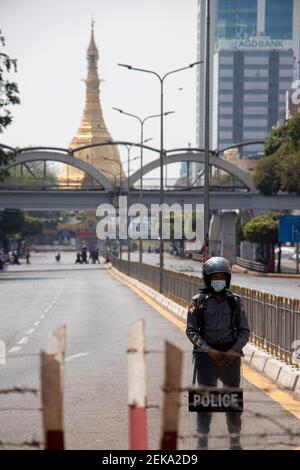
[2,150,114,190]
[128,151,254,191]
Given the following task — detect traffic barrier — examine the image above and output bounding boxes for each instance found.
[110,256,300,365]
[159,341,183,450]
[276,365,300,391]
[40,324,66,450]
[127,319,148,450]
[236,257,266,272]
[251,350,270,372]
[40,351,64,450]
[264,357,284,382]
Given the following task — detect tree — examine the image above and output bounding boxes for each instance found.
[252,154,281,196]
[0,210,43,252]
[253,113,300,195]
[0,29,20,179]
[278,151,300,196]
[22,214,43,237]
[241,212,281,272]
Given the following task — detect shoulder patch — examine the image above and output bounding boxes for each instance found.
[188,303,197,314]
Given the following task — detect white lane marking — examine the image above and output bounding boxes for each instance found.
[26,328,35,335]
[65,352,90,363]
[44,308,49,313]
[34,321,40,327]
[40,314,45,319]
[9,346,23,353]
[18,337,28,345]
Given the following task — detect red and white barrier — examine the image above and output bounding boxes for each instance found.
[159,341,183,450]
[127,319,148,450]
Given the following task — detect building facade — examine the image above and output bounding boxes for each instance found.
[196,0,299,167]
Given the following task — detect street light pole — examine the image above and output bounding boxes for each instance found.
[113,108,174,273]
[118,61,202,293]
[203,0,211,263]
[103,153,145,262]
[123,143,135,271]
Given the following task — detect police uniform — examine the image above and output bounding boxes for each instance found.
[186,285,250,442]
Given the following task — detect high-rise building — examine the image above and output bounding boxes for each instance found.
[196,0,299,166]
[60,23,122,186]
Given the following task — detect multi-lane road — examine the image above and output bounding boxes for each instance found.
[0,252,299,450]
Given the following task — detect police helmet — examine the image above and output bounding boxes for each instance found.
[202,256,231,289]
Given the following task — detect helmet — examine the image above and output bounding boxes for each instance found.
[202,256,231,289]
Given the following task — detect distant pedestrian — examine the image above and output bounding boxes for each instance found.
[12,250,20,265]
[90,247,95,264]
[75,252,82,264]
[25,246,31,264]
[55,251,61,262]
[81,245,88,263]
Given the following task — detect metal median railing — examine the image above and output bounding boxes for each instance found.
[110,257,300,365]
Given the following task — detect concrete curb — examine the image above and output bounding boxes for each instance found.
[264,357,284,382]
[251,350,271,372]
[232,263,300,279]
[109,265,300,399]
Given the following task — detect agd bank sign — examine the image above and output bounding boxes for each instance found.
[216,36,293,51]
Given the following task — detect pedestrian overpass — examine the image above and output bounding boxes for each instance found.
[0,141,300,211]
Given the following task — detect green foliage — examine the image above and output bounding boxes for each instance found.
[264,123,288,156]
[252,154,281,196]
[210,171,233,187]
[0,29,20,179]
[278,151,300,195]
[22,214,43,236]
[254,113,300,195]
[242,212,280,245]
[0,210,43,239]
[0,209,24,236]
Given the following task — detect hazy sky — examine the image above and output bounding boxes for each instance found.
[2,0,198,176]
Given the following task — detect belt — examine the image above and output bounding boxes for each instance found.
[206,341,234,352]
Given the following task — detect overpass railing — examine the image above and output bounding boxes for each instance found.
[110,257,300,366]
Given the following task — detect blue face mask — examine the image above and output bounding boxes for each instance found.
[211,279,226,292]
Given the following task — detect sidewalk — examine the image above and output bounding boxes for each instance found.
[232,263,300,279]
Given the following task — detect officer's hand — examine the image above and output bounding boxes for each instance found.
[222,348,239,366]
[208,349,224,366]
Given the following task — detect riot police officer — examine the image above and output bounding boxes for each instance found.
[186,256,250,450]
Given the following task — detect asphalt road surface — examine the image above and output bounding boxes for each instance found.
[0,252,299,450]
[129,252,300,299]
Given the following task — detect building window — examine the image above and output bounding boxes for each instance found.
[265,0,293,39]
[216,0,257,40]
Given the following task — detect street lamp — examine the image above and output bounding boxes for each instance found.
[113,108,174,270]
[122,143,136,274]
[119,60,203,292]
[203,0,211,263]
[102,142,151,266]
[102,157,123,188]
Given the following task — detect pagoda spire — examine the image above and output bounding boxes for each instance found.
[73,20,109,139]
[62,21,122,186]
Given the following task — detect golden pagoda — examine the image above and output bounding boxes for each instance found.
[60,21,122,186]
